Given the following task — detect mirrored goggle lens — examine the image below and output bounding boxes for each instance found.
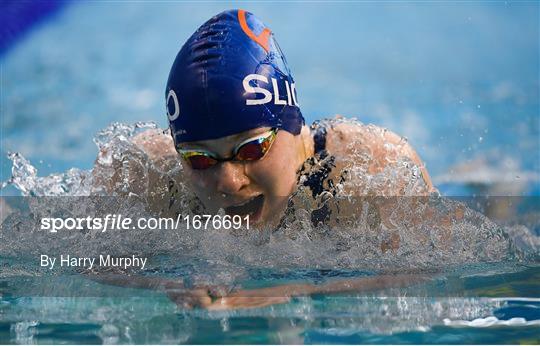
[236,142,266,160]
[184,154,218,170]
[235,133,275,161]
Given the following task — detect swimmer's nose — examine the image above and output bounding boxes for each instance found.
[214,161,249,195]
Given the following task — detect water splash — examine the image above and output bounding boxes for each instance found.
[444,315,540,328]
[0,120,533,276]
[4,152,93,196]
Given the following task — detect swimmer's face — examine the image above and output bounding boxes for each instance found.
[177,127,309,227]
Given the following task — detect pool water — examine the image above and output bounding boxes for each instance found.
[1,1,538,189]
[1,1,539,344]
[1,263,539,344]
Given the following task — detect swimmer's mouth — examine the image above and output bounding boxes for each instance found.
[224,194,264,219]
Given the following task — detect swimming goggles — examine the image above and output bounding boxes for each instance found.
[178,128,278,170]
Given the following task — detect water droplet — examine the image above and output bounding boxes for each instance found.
[478,136,483,143]
[477,104,481,109]
[220,318,230,332]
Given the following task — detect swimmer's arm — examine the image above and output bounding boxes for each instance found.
[85,269,428,310]
[197,272,429,310]
[81,270,273,309]
[80,270,217,308]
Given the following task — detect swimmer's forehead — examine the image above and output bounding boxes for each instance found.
[178,127,272,150]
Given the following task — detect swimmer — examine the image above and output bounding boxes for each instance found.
[96,9,436,228]
[90,10,474,309]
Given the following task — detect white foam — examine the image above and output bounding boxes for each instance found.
[0,120,523,269]
[491,297,540,303]
[444,316,540,328]
[434,153,540,186]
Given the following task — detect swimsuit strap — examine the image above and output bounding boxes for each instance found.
[311,122,328,154]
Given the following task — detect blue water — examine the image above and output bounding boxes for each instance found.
[1,1,539,344]
[1,262,539,344]
[1,2,539,191]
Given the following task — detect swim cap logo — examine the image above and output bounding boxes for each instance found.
[166,89,180,121]
[238,9,271,53]
[243,74,299,107]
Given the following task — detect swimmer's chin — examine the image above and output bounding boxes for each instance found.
[251,195,290,228]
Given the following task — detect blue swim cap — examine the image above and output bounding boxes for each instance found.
[166,9,304,144]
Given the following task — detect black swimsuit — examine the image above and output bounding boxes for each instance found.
[299,122,336,198]
[313,123,328,155]
[294,121,344,226]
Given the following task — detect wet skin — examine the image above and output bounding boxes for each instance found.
[93,118,469,310]
[120,118,435,225]
[176,126,314,227]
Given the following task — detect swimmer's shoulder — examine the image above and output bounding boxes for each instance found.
[132,128,177,159]
[317,116,435,192]
[315,116,394,158]
[131,128,178,171]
